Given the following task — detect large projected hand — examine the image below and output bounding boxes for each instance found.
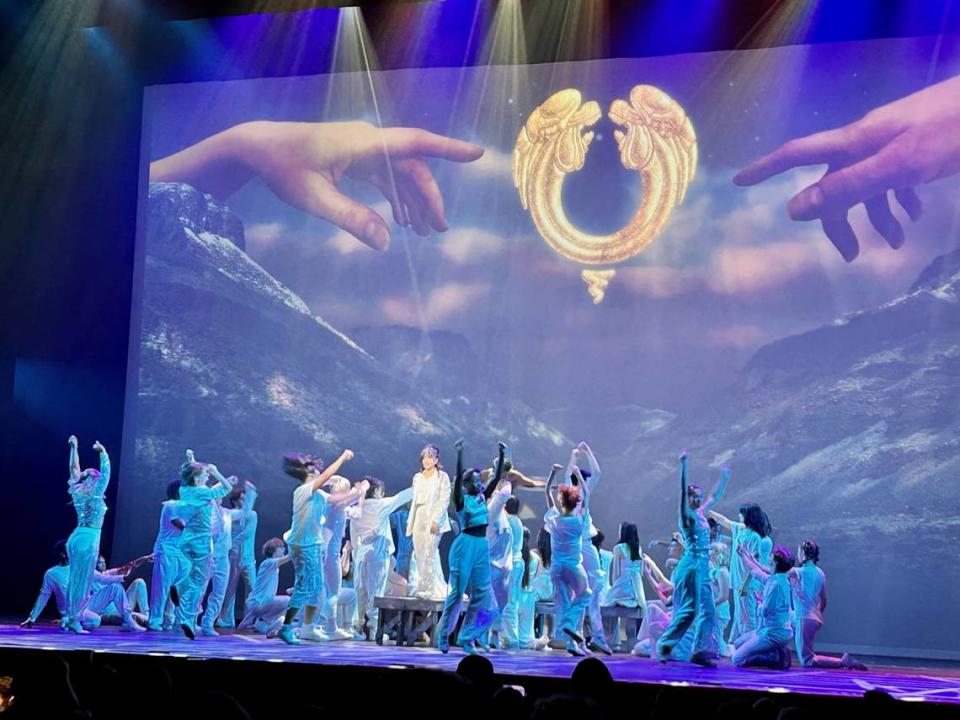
[150,121,484,252]
[734,75,960,261]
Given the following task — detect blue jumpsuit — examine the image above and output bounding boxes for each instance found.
[655,504,718,661]
[65,451,111,630]
[435,452,504,651]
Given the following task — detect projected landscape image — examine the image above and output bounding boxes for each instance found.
[121,36,960,656]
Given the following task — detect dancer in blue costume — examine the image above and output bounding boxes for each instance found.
[63,436,111,634]
[544,461,593,657]
[655,453,729,667]
[435,439,506,655]
[733,544,794,669]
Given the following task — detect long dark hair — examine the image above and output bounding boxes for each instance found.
[536,526,551,569]
[618,522,641,561]
[521,528,532,589]
[741,505,769,538]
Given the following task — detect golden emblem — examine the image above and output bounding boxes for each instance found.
[513,85,697,302]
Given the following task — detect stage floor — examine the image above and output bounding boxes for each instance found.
[4,624,960,706]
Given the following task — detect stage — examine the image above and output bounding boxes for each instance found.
[3,623,960,709]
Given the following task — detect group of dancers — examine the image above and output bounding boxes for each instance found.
[23,435,866,671]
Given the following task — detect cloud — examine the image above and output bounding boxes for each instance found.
[707,324,765,347]
[618,265,696,298]
[382,281,490,326]
[439,227,507,264]
[245,222,285,251]
[707,241,819,295]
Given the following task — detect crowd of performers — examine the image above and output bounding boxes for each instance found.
[22,436,868,671]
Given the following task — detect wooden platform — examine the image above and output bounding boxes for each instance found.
[374,595,444,647]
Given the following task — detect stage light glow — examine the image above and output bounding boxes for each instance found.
[900,696,927,702]
[267,658,285,663]
[767,687,791,694]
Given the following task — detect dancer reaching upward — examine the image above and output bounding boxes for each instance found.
[655,453,729,667]
[277,450,366,645]
[435,439,506,655]
[63,436,111,634]
[348,477,414,638]
[544,462,593,657]
[563,442,612,655]
[176,450,236,639]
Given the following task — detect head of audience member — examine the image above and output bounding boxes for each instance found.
[420,444,441,473]
[558,484,581,513]
[262,537,286,560]
[536,526,552,569]
[617,522,641,561]
[505,495,520,516]
[456,654,495,692]
[570,657,614,700]
[772,546,794,574]
[363,475,385,499]
[166,479,181,501]
[798,539,819,565]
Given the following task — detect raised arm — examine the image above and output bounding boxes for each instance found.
[92,441,111,493]
[677,453,690,527]
[68,435,80,481]
[381,486,415,516]
[205,466,235,499]
[483,442,507,500]
[311,450,354,491]
[708,509,734,530]
[703,466,730,512]
[578,442,601,488]
[505,468,546,489]
[545,464,561,510]
[328,480,369,507]
[453,439,465,511]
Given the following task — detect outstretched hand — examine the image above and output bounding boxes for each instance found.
[150,121,485,252]
[68,435,78,448]
[734,75,960,262]
[454,438,465,451]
